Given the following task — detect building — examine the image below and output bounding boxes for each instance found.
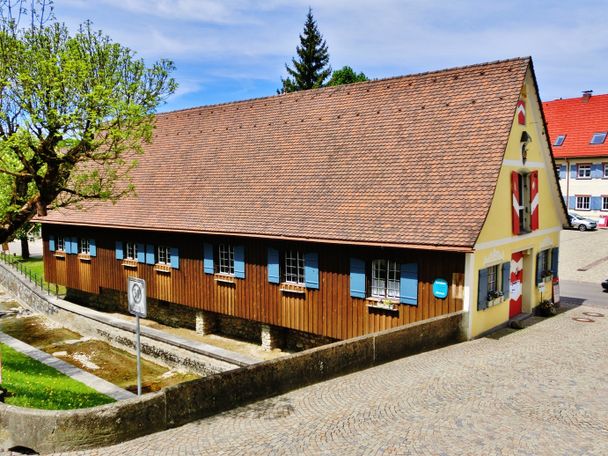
[543,92,608,220]
[39,57,567,347]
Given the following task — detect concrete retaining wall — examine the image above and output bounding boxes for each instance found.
[0,261,465,453]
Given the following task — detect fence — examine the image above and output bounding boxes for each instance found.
[0,251,62,298]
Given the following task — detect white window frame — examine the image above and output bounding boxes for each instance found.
[371,259,400,300]
[517,172,531,233]
[553,135,566,146]
[218,244,235,275]
[125,242,137,260]
[284,250,305,285]
[602,196,608,212]
[157,245,171,265]
[577,164,591,179]
[575,195,591,211]
[603,163,608,179]
[79,238,90,255]
[487,264,499,294]
[56,236,65,252]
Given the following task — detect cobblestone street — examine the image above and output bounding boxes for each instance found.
[43,303,608,456]
[559,228,608,283]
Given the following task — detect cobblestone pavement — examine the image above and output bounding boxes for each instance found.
[39,305,608,456]
[559,229,608,283]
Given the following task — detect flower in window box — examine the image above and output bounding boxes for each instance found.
[487,290,504,301]
[379,298,396,310]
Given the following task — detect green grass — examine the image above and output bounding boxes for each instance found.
[1,255,66,295]
[0,342,115,410]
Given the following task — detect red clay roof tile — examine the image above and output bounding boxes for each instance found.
[40,58,531,250]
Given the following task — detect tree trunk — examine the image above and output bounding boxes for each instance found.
[20,236,30,260]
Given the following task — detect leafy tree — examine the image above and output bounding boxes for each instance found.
[327,66,369,86]
[0,0,176,244]
[279,8,331,93]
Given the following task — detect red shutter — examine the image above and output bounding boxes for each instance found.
[517,100,526,125]
[530,170,539,231]
[511,171,520,235]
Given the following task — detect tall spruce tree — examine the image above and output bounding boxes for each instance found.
[280,8,331,93]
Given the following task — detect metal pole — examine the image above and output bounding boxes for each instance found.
[136,314,142,397]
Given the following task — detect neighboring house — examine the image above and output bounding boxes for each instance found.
[543,92,608,220]
[38,57,567,347]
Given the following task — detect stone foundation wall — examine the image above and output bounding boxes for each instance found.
[67,287,334,351]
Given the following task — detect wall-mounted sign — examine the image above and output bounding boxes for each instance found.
[432,279,448,299]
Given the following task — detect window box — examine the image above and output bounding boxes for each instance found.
[121,259,138,269]
[366,297,398,311]
[78,253,91,262]
[214,274,235,285]
[154,263,171,273]
[280,282,306,294]
[54,252,66,259]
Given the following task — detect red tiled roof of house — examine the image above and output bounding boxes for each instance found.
[543,93,608,159]
[39,57,532,251]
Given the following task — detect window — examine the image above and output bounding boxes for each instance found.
[125,242,137,260]
[283,250,305,285]
[602,196,608,211]
[575,195,590,210]
[553,135,566,146]
[604,164,608,179]
[56,236,65,252]
[577,164,591,179]
[218,244,235,275]
[487,264,499,294]
[590,132,607,145]
[79,238,90,255]
[371,259,400,299]
[538,250,549,276]
[157,245,170,265]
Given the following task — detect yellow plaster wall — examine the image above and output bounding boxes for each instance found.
[469,70,564,338]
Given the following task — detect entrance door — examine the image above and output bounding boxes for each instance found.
[509,251,524,318]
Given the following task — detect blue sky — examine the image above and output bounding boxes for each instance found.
[57,0,608,113]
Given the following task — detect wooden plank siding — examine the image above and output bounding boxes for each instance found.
[42,225,464,340]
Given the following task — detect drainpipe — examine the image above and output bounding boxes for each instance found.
[565,159,570,210]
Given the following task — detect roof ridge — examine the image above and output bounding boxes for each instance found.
[157,56,531,117]
[543,93,608,104]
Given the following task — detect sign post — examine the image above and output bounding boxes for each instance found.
[127,277,147,397]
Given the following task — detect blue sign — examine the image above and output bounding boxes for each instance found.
[432,279,448,299]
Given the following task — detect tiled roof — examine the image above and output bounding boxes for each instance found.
[40,57,531,251]
[543,93,608,159]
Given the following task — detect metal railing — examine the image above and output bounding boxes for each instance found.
[0,251,62,297]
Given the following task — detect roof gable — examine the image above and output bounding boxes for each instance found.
[41,58,531,251]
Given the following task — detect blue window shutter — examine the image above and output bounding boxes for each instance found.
[67,237,75,254]
[478,268,488,311]
[234,245,245,279]
[267,247,280,284]
[590,196,602,210]
[501,262,510,299]
[350,257,366,298]
[89,239,96,257]
[571,165,577,179]
[115,241,123,260]
[536,252,542,284]
[170,247,179,269]
[136,243,145,263]
[559,165,566,179]
[400,263,418,305]
[304,252,319,289]
[49,235,56,252]
[64,237,71,254]
[591,163,603,179]
[145,244,155,265]
[551,247,559,277]
[203,243,214,274]
[568,196,575,209]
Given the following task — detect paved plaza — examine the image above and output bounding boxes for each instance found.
[42,302,607,456]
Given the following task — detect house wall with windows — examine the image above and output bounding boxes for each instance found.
[42,225,465,343]
[543,93,608,219]
[468,71,566,338]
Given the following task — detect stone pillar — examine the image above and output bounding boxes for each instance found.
[196,311,216,335]
[261,324,283,351]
